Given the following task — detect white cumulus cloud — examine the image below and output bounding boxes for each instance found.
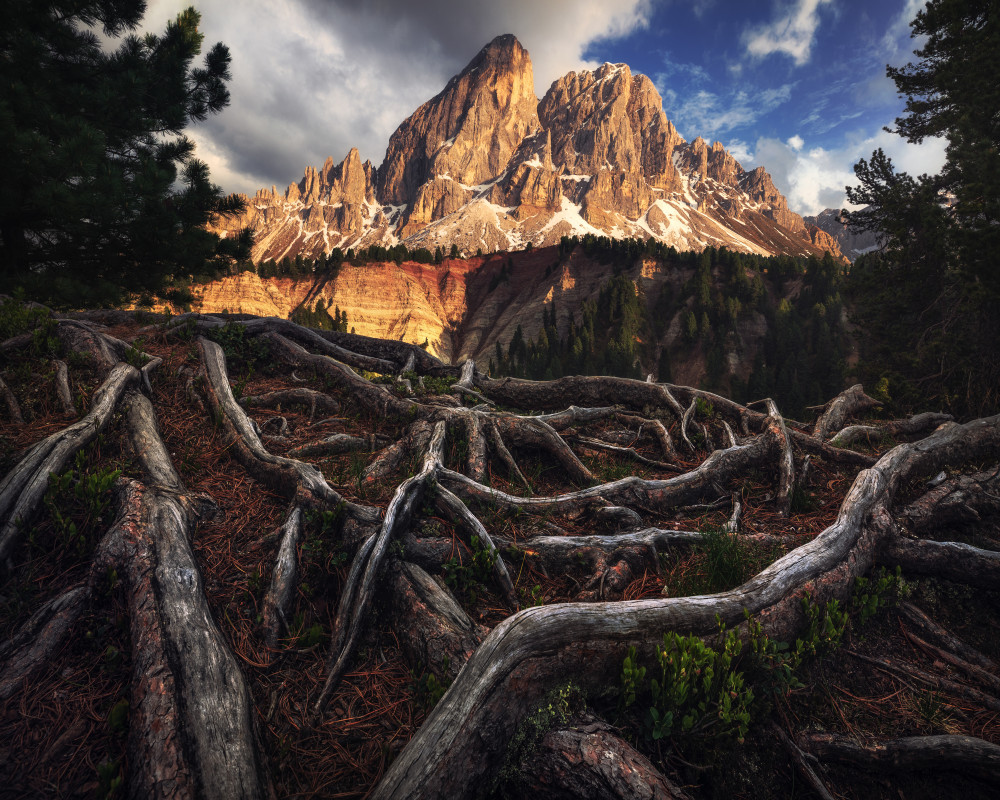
[744,0,833,66]
[739,129,947,216]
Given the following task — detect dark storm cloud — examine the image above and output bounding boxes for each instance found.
[141,0,652,194]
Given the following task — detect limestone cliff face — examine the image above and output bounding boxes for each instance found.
[192,260,475,362]
[224,34,845,264]
[377,34,539,218]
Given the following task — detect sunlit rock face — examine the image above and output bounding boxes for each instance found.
[209,34,844,265]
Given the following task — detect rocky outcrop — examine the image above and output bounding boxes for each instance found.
[221,34,845,264]
[739,167,806,234]
[804,208,881,261]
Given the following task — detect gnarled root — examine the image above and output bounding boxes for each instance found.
[798,732,1000,786]
[95,390,270,800]
[387,560,487,683]
[0,362,139,568]
[369,413,1000,799]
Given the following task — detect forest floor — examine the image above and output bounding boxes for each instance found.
[1,312,998,800]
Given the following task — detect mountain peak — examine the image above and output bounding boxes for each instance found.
[217,35,845,264]
[377,31,538,220]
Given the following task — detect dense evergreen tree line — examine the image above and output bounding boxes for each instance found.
[491,241,851,419]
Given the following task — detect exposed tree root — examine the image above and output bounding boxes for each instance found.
[878,536,1000,588]
[434,485,519,610]
[847,649,1000,713]
[370,414,1000,799]
[261,506,304,652]
[240,387,341,418]
[0,362,140,568]
[830,411,953,447]
[517,712,693,800]
[95,391,270,799]
[440,415,783,518]
[0,584,89,700]
[314,422,448,716]
[812,383,881,440]
[52,359,75,416]
[897,601,999,673]
[799,732,1000,786]
[7,308,1000,800]
[0,374,23,425]
[769,721,837,800]
[288,432,390,458]
[901,466,1000,533]
[387,560,487,683]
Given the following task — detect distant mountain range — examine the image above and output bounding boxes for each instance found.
[211,34,846,264]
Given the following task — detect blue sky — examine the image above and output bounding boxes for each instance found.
[138,0,946,216]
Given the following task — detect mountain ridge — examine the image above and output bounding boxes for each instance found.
[210,35,845,264]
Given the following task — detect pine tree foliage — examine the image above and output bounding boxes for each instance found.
[0,1,250,306]
[845,0,1000,417]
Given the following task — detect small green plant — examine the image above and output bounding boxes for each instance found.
[498,682,584,791]
[297,622,325,648]
[207,322,271,369]
[412,657,451,711]
[650,628,752,742]
[620,646,646,711]
[694,396,715,419]
[852,566,908,626]
[795,593,848,658]
[96,758,123,800]
[123,337,148,369]
[107,698,129,735]
[442,535,497,605]
[519,583,544,607]
[43,449,121,557]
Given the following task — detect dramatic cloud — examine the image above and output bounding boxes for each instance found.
[744,0,833,66]
[139,0,652,195]
[740,129,947,216]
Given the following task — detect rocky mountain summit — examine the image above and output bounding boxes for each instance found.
[212,35,844,263]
